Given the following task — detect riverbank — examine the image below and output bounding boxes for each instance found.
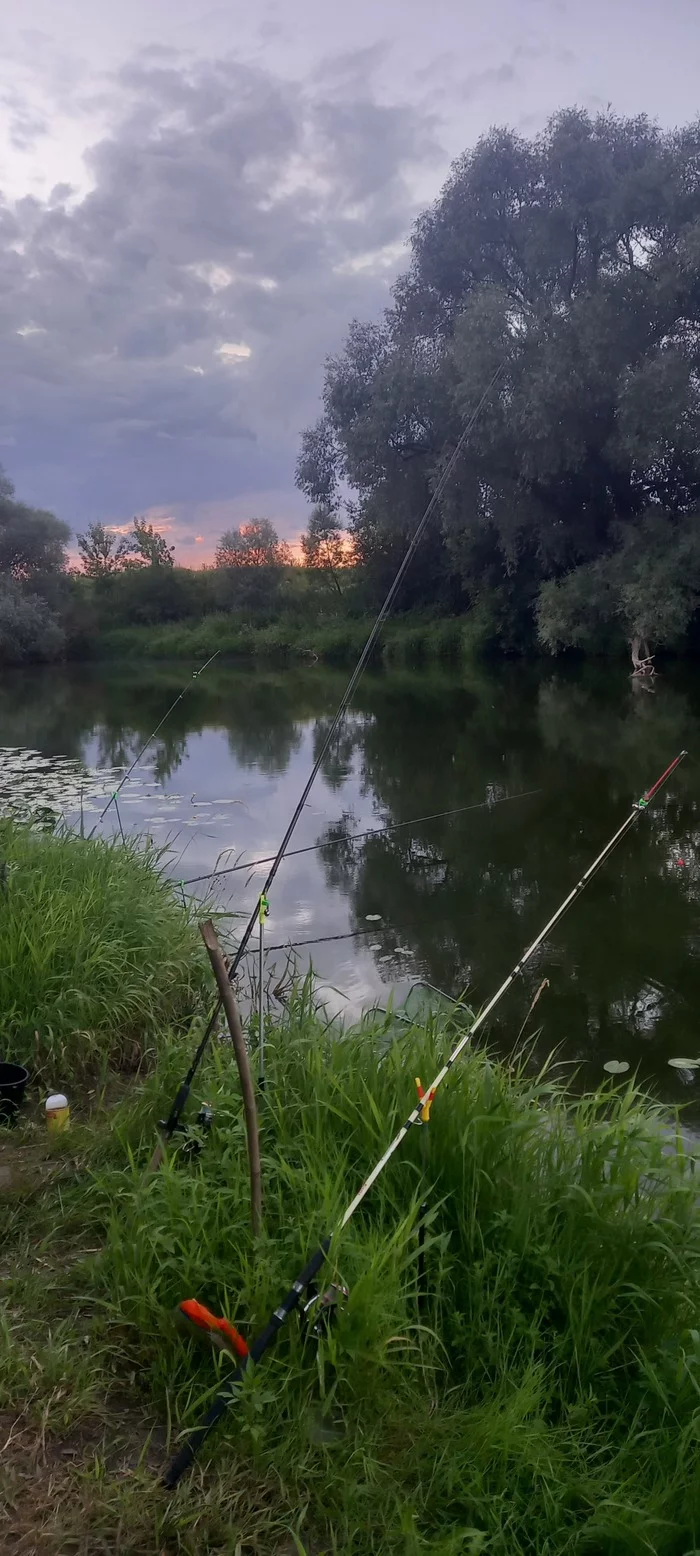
[3,822,700,1553]
[89,610,493,669]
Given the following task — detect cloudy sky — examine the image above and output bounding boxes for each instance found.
[1,1,698,561]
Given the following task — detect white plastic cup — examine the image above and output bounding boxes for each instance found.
[45,1093,70,1133]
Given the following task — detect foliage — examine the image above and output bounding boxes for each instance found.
[129,518,175,568]
[210,561,288,616]
[537,511,700,651]
[0,579,65,665]
[0,820,206,1077]
[298,108,700,654]
[86,612,484,667]
[76,522,132,577]
[76,519,175,580]
[215,519,291,569]
[94,564,208,628]
[300,504,353,594]
[0,465,69,581]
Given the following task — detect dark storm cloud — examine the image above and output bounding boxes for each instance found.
[0,51,442,537]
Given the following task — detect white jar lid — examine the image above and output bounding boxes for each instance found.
[46,1094,68,1110]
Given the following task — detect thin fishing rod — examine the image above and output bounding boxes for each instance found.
[224,357,507,978]
[99,651,220,823]
[181,789,541,885]
[162,748,687,1487]
[338,747,687,1226]
[154,359,507,1152]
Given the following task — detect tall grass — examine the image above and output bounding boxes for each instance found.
[0,820,206,1078]
[93,614,483,668]
[3,826,700,1552]
[75,990,700,1554]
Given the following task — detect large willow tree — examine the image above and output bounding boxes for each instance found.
[297,109,700,655]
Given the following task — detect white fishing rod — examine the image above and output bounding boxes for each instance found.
[163,748,687,1488]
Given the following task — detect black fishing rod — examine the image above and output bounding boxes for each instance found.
[99,651,220,824]
[162,748,687,1487]
[150,359,508,1161]
[180,789,541,886]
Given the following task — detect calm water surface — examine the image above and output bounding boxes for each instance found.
[2,658,699,1110]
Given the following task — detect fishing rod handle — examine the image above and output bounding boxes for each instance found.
[162,1387,235,1488]
[163,1081,191,1138]
[162,1241,330,1488]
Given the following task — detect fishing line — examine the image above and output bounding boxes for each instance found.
[162,749,687,1487]
[180,788,541,886]
[153,357,508,1152]
[236,926,398,953]
[99,651,220,824]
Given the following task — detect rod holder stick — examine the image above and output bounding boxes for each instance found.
[200,919,262,1237]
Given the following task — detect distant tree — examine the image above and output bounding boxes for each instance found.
[0,466,69,580]
[215,519,291,569]
[77,522,132,577]
[129,518,175,567]
[300,506,351,594]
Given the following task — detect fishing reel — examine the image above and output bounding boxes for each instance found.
[161,1103,214,1159]
[301,1282,349,1340]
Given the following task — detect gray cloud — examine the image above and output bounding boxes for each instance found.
[0,50,442,546]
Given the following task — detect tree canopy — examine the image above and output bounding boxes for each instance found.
[130,519,175,568]
[215,520,291,569]
[77,518,175,575]
[300,505,351,594]
[0,467,70,581]
[0,466,69,664]
[297,108,700,654]
[77,522,132,577]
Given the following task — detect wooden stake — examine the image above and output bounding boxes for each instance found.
[200,919,262,1235]
[258,911,265,1090]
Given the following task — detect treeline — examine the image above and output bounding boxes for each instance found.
[0,487,365,665]
[5,106,700,666]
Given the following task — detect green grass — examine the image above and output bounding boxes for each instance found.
[92,613,484,669]
[3,827,700,1553]
[0,819,206,1079]
[4,990,700,1553]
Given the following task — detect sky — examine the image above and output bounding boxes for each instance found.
[1,1,699,563]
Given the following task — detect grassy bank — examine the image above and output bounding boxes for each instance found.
[3,823,700,1553]
[91,610,492,669]
[0,820,206,1079]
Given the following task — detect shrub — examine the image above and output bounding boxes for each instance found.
[0,581,65,664]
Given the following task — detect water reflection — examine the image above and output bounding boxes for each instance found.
[2,658,698,1110]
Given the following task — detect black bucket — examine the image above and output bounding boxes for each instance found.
[0,1062,29,1124]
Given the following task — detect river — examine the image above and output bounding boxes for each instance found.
[2,656,698,1110]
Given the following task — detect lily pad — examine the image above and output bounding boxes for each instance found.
[603,1060,630,1075]
[668,1057,700,1070]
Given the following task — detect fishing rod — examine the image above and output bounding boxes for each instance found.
[179,789,541,886]
[99,651,220,823]
[151,359,508,1159]
[162,748,687,1487]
